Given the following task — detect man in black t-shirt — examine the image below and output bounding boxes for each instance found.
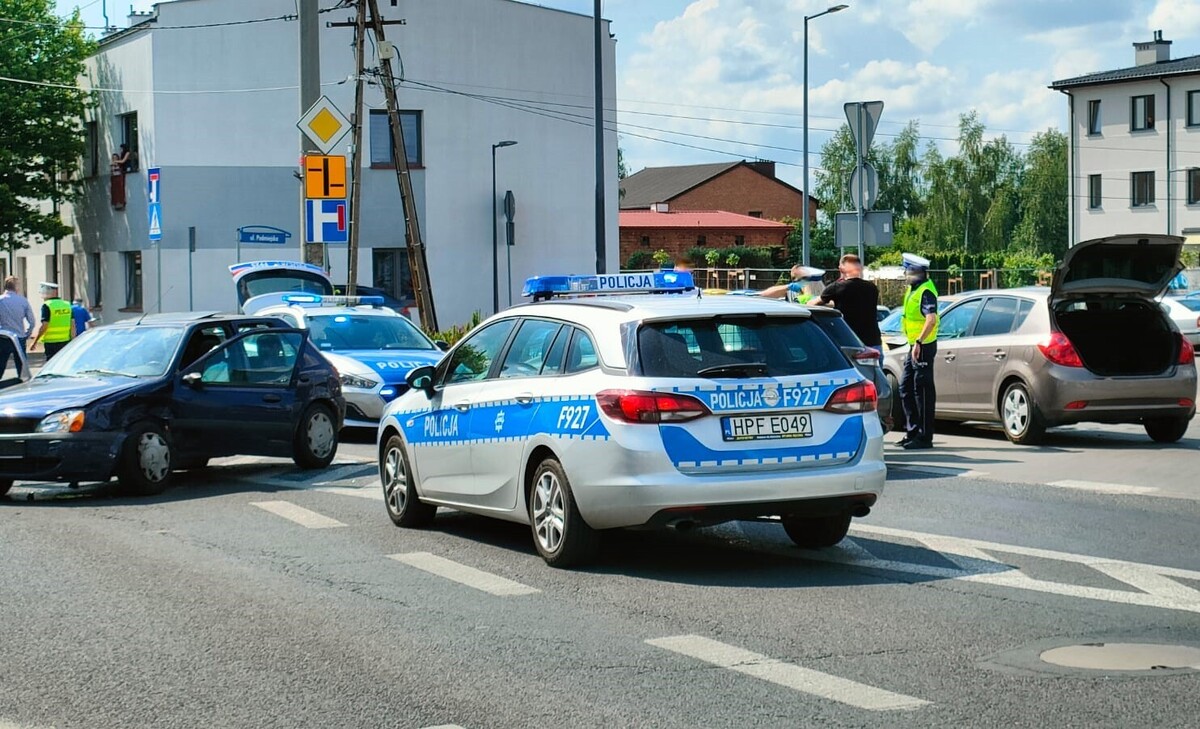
[814,254,882,352]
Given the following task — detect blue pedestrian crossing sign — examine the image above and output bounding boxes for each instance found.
[148,202,163,241]
[305,198,348,243]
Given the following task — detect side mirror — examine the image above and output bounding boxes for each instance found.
[405,365,437,396]
[435,340,450,352]
[182,371,203,389]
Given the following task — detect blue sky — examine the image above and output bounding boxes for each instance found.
[56,0,1200,190]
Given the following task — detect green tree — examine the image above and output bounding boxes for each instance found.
[617,145,629,180]
[1013,129,1068,257]
[0,0,94,253]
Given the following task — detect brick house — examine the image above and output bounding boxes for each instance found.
[619,160,818,223]
[619,206,792,266]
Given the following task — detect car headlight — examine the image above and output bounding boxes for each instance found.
[37,410,86,433]
[339,373,380,390]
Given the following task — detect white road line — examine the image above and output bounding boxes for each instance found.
[314,485,383,502]
[250,501,347,529]
[388,552,540,597]
[1046,479,1159,496]
[646,635,930,712]
[846,524,1200,614]
[421,725,466,729]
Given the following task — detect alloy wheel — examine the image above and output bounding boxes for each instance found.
[383,445,406,514]
[532,471,566,554]
[1003,387,1029,436]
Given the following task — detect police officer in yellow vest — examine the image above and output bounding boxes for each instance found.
[29,282,76,361]
[898,253,939,450]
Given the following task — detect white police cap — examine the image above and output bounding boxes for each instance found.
[795,266,825,280]
[39,281,59,290]
[901,253,930,269]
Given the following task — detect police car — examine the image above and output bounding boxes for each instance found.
[376,271,886,567]
[249,295,444,427]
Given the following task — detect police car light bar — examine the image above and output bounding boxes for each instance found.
[280,294,386,307]
[523,271,695,300]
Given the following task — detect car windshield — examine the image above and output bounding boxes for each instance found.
[307,313,434,351]
[39,326,185,378]
[638,316,845,378]
[1174,298,1200,312]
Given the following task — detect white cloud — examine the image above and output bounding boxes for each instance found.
[1149,0,1200,37]
[898,0,995,54]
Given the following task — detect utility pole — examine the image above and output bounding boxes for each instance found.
[365,0,437,330]
[593,0,607,275]
[299,0,323,269]
[345,0,368,297]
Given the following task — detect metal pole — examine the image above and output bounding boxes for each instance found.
[856,103,865,261]
[156,241,162,314]
[491,144,499,315]
[188,225,195,311]
[593,0,606,274]
[299,0,321,267]
[506,210,513,308]
[346,0,367,297]
[802,15,810,267]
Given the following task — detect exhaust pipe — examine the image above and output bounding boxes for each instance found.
[667,519,697,532]
[850,504,871,518]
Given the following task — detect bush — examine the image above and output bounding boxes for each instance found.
[625,251,655,270]
[425,310,482,347]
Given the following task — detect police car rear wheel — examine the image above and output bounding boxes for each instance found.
[0,479,11,497]
[381,434,435,527]
[294,404,338,469]
[782,513,851,549]
[117,422,174,496]
[529,458,598,568]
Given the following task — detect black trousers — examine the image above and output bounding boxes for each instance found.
[900,340,937,442]
[44,341,68,361]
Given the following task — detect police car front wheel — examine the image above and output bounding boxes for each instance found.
[380,434,435,528]
[528,458,599,569]
[782,513,852,549]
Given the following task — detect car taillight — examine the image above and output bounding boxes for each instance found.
[823,381,877,414]
[1038,332,1084,367]
[852,349,881,365]
[1180,334,1196,366]
[595,390,710,424]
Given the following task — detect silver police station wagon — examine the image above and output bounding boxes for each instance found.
[376,272,887,567]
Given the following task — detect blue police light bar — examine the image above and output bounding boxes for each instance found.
[523,271,695,299]
[281,294,385,307]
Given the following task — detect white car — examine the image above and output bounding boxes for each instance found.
[252,296,444,428]
[1161,295,1200,351]
[376,272,886,567]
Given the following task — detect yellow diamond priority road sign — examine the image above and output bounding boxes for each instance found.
[298,96,351,154]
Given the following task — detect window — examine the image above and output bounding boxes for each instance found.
[564,329,599,374]
[938,299,983,340]
[372,248,414,304]
[1087,100,1101,135]
[696,235,707,246]
[442,319,516,384]
[539,326,570,376]
[119,112,139,171]
[369,110,422,167]
[637,317,844,378]
[748,211,763,218]
[639,235,650,247]
[61,254,75,301]
[1131,94,1154,131]
[45,255,57,284]
[1088,174,1102,209]
[199,332,302,386]
[82,121,98,177]
[90,252,103,307]
[1188,169,1200,205]
[973,297,1019,337]
[499,319,563,378]
[1188,90,1200,127]
[17,257,27,293]
[123,251,142,310]
[1132,171,1155,207]
[180,325,229,369]
[1014,299,1034,331]
[734,235,746,246]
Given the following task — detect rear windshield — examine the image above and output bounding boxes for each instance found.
[637,316,846,377]
[1175,298,1200,312]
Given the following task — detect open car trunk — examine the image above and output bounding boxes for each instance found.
[1053,298,1176,376]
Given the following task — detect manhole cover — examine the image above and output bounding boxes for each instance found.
[1040,643,1200,671]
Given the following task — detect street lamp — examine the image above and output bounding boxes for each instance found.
[492,140,518,314]
[802,3,848,267]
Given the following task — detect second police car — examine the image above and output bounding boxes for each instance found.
[231,260,445,427]
[377,271,887,567]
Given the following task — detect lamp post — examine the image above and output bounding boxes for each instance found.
[492,140,518,314]
[802,3,848,267]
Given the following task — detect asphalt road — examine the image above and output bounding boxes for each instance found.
[2,420,1198,728]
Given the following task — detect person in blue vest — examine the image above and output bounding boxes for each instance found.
[898,253,939,450]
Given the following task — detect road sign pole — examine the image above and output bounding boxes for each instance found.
[856,103,866,261]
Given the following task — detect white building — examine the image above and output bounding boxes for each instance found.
[1052,32,1200,254]
[14,0,618,328]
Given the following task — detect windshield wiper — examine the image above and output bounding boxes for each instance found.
[75,369,136,378]
[697,362,769,379]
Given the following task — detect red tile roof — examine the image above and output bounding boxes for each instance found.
[619,209,792,229]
